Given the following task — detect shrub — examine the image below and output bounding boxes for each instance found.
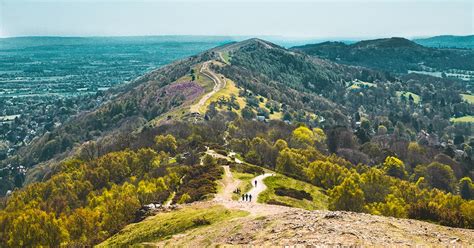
[192,217,210,226]
[274,187,313,201]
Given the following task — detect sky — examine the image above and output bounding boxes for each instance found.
[0,0,473,39]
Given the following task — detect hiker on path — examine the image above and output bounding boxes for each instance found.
[254,180,257,187]
[249,194,252,202]
[241,194,245,201]
[245,194,248,201]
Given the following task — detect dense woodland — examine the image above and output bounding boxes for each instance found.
[1,113,473,246]
[0,38,473,246]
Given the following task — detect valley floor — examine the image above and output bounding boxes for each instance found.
[100,164,474,247]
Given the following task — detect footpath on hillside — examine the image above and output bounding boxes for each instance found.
[212,163,290,216]
[189,61,226,114]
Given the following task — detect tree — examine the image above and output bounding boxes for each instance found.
[360,168,392,203]
[329,175,365,212]
[377,125,388,135]
[413,162,457,193]
[202,154,216,167]
[276,148,306,178]
[7,209,68,247]
[459,177,473,200]
[290,126,315,148]
[64,208,101,245]
[382,156,407,179]
[241,106,255,120]
[154,134,177,155]
[306,160,348,189]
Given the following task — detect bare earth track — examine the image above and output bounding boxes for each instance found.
[189,61,226,114]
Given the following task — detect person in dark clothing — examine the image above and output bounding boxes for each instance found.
[241,194,245,201]
[245,194,248,201]
[249,194,252,202]
[254,180,257,187]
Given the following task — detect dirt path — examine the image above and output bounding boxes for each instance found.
[213,166,290,216]
[241,173,272,203]
[214,166,241,202]
[189,61,226,114]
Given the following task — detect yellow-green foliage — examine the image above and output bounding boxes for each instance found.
[259,174,328,210]
[200,79,245,114]
[0,133,225,247]
[396,91,421,103]
[97,205,248,247]
[328,174,365,212]
[460,93,474,104]
[306,160,349,190]
[383,156,407,179]
[450,115,474,123]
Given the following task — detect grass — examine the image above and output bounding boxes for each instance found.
[348,80,377,90]
[450,115,474,123]
[198,78,246,114]
[97,204,248,247]
[396,91,421,104]
[221,52,231,64]
[461,94,474,104]
[259,174,328,210]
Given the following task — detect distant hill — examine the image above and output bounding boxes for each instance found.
[413,35,474,49]
[291,37,474,73]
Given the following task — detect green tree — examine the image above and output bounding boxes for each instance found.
[360,168,392,203]
[8,209,68,247]
[306,160,348,189]
[276,148,306,178]
[413,162,457,193]
[154,134,178,155]
[290,126,315,148]
[382,156,407,179]
[329,175,365,212]
[202,154,217,167]
[459,177,473,200]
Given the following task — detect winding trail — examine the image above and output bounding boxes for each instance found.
[240,173,272,203]
[189,61,226,114]
[213,164,290,216]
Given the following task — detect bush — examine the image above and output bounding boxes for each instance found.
[215,149,228,156]
[230,163,264,175]
[274,187,313,201]
[192,217,210,226]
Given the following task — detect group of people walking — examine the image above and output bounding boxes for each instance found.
[241,193,252,202]
[239,180,258,202]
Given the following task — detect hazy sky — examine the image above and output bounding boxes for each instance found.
[0,0,472,38]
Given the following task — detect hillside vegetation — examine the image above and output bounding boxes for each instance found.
[0,38,473,246]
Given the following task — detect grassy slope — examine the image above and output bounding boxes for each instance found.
[461,94,474,104]
[450,115,474,123]
[97,204,248,247]
[198,78,246,114]
[396,91,421,104]
[259,174,328,210]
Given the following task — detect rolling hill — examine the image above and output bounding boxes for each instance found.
[414,35,474,49]
[291,37,474,73]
